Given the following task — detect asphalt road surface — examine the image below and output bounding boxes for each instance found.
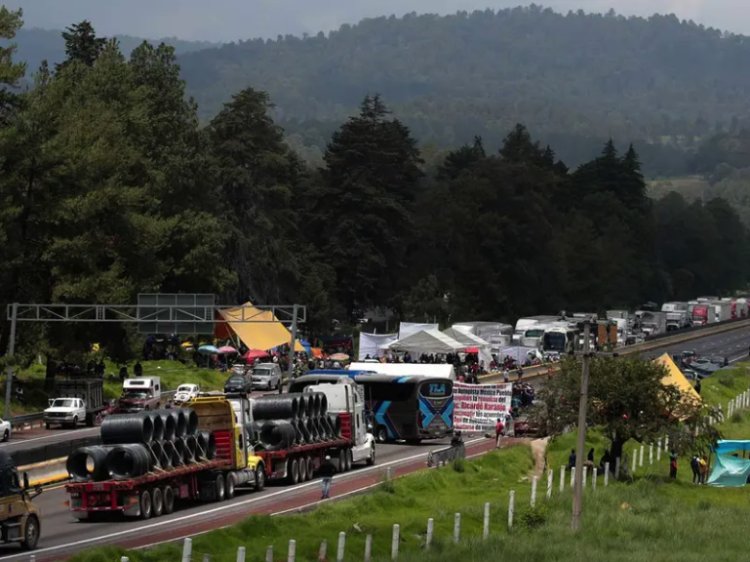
[0,437,478,561]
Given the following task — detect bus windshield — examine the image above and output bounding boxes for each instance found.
[543,332,567,352]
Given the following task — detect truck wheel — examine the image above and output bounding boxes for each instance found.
[338,450,346,472]
[345,450,352,472]
[376,427,388,443]
[2,429,8,442]
[255,465,266,491]
[151,487,164,517]
[306,457,315,480]
[289,458,300,484]
[366,444,375,466]
[140,490,152,520]
[214,474,226,502]
[21,514,40,550]
[71,416,79,429]
[298,457,307,482]
[163,486,175,514]
[225,472,236,499]
[45,422,51,430]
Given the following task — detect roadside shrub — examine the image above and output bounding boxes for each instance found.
[519,506,548,529]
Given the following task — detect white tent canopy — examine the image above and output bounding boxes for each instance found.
[398,322,438,339]
[442,327,489,347]
[358,332,398,360]
[384,328,465,355]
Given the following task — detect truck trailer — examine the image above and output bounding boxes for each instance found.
[66,389,374,520]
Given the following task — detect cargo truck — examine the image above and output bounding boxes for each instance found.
[0,451,42,550]
[44,379,107,429]
[114,377,162,413]
[66,390,374,520]
[691,304,710,327]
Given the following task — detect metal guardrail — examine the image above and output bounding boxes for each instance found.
[427,443,466,467]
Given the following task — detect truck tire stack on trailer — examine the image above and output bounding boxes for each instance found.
[66,409,215,482]
[252,392,335,450]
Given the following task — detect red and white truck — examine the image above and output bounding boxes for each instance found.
[691,304,710,327]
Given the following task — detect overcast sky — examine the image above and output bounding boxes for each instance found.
[4,0,745,42]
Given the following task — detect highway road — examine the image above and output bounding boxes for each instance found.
[0,436,490,561]
[2,325,750,560]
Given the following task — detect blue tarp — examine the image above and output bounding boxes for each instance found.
[708,440,750,487]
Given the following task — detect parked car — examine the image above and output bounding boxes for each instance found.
[173,383,200,405]
[251,363,282,390]
[224,373,253,394]
[0,418,10,442]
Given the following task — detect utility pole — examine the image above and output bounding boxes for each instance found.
[283,304,299,395]
[571,320,592,532]
[3,303,19,420]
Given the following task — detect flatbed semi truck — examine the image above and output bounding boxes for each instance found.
[66,385,374,520]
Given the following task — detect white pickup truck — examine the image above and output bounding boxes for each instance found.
[0,418,11,442]
[44,397,87,429]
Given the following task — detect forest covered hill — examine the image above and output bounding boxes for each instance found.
[174,6,750,174]
[12,27,220,72]
[7,6,750,174]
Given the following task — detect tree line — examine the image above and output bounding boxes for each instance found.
[0,14,748,360]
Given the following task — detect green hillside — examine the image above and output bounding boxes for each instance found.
[175,7,750,173]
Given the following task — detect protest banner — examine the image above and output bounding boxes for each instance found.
[453,382,513,432]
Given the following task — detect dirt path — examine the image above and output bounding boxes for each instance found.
[529,437,550,477]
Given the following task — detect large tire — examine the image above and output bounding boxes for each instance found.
[45,422,51,430]
[289,458,300,485]
[2,429,8,442]
[298,457,307,482]
[345,450,352,472]
[140,490,152,520]
[225,472,236,500]
[255,465,266,491]
[376,427,388,443]
[366,444,376,466]
[306,457,315,481]
[163,486,175,515]
[70,416,79,429]
[338,449,346,472]
[214,473,226,502]
[21,514,40,550]
[151,487,164,517]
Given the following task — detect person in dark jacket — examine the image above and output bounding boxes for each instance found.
[568,449,576,469]
[319,455,337,499]
[134,362,143,377]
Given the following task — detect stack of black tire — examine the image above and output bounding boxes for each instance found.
[251,392,342,450]
[66,409,216,482]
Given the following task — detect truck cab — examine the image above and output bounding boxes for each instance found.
[44,397,86,429]
[0,451,42,550]
[304,383,375,465]
[116,377,162,413]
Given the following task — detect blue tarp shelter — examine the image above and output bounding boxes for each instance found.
[708,440,750,487]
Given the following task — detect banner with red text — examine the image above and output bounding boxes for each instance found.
[453,382,513,432]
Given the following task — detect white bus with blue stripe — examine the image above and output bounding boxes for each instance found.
[352,374,454,444]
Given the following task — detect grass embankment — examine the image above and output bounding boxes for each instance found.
[70,365,750,562]
[9,360,228,415]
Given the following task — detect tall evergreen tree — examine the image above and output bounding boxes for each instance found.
[58,20,106,69]
[313,95,423,318]
[0,6,25,118]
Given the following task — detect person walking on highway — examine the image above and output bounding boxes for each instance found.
[495,417,505,448]
[319,455,337,499]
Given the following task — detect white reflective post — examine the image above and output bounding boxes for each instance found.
[453,513,461,544]
[182,538,192,562]
[560,465,565,493]
[287,540,296,562]
[391,524,400,560]
[426,518,434,549]
[508,490,515,530]
[336,532,346,562]
[364,535,372,562]
[483,502,491,540]
[604,462,610,486]
[531,476,538,507]
[546,469,553,499]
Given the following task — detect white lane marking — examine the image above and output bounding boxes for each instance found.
[0,438,484,561]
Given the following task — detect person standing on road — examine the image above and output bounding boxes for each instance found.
[319,455,337,499]
[495,417,505,448]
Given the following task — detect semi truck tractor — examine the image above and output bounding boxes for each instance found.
[65,389,374,520]
[0,451,42,550]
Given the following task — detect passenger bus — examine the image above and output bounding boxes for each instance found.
[352,374,453,444]
[289,372,454,444]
